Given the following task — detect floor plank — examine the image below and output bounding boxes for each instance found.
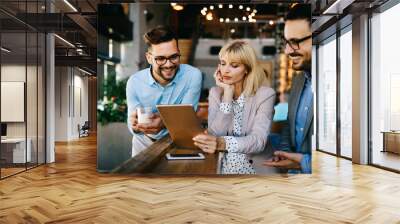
[0,134,399,223]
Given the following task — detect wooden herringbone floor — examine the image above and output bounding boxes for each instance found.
[1,134,400,223]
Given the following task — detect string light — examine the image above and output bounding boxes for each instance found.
[199,4,259,24]
[206,12,213,20]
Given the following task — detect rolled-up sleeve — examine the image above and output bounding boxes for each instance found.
[126,76,141,135]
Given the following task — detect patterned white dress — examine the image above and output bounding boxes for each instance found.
[219,94,256,174]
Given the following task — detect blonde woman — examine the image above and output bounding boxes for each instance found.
[193,40,276,174]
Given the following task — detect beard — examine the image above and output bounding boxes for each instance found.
[153,64,178,81]
[289,52,311,71]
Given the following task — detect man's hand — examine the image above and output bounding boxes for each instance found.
[263,151,303,169]
[130,111,140,133]
[136,113,164,134]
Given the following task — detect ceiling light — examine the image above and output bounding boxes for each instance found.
[201,10,206,16]
[1,47,11,53]
[230,29,235,33]
[242,16,247,21]
[253,9,257,13]
[225,18,230,23]
[219,18,224,22]
[170,3,177,6]
[234,18,238,22]
[209,5,214,10]
[54,34,75,48]
[218,4,223,9]
[239,5,243,10]
[78,67,92,76]
[269,20,274,25]
[63,0,78,12]
[322,0,352,15]
[203,7,207,11]
[229,4,233,9]
[246,7,251,11]
[172,4,184,11]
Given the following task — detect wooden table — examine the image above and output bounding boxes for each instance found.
[381,131,400,154]
[112,136,220,175]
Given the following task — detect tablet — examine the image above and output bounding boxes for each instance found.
[156,104,204,149]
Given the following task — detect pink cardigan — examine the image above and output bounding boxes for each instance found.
[208,86,276,154]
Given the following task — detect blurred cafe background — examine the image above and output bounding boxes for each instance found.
[96,3,297,171]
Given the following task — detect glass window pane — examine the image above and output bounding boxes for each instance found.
[339,29,352,158]
[317,36,337,154]
[1,30,28,177]
[371,3,400,171]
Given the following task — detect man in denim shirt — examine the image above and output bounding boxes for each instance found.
[264,4,313,173]
[126,26,202,157]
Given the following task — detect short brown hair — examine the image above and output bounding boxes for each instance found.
[143,26,177,49]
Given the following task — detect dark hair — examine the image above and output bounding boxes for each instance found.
[143,26,177,48]
[285,4,311,25]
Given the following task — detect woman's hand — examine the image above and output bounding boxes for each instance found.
[214,65,234,98]
[193,130,225,154]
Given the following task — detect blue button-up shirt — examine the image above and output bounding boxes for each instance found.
[294,72,313,173]
[126,64,202,139]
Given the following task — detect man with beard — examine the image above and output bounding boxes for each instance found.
[126,26,202,157]
[263,4,313,173]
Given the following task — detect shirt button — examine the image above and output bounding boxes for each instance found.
[300,128,304,131]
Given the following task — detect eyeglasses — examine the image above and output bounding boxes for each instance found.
[282,34,312,50]
[149,52,181,66]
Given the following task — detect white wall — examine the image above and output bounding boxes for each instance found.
[54,67,89,141]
